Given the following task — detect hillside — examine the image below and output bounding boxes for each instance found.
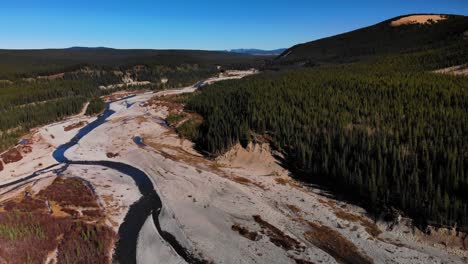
[185,13,468,232]
[275,14,468,65]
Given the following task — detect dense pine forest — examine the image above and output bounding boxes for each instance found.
[186,39,468,228]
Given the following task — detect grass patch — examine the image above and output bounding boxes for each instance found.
[166,113,186,126]
[176,118,201,141]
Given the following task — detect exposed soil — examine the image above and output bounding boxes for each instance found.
[434,65,468,76]
[390,15,447,26]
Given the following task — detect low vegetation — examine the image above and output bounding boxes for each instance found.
[85,97,106,116]
[0,177,115,264]
[304,221,373,264]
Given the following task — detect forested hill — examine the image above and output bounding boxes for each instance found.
[275,14,468,65]
[185,14,468,229]
[0,48,262,80]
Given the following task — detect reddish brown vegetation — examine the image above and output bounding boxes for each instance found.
[38,177,99,208]
[233,176,252,185]
[253,215,304,252]
[3,198,47,213]
[18,144,32,154]
[286,204,302,215]
[334,209,382,237]
[231,224,260,241]
[82,209,104,218]
[275,178,288,185]
[64,121,87,132]
[57,223,115,264]
[1,148,23,164]
[0,161,3,172]
[0,211,71,264]
[304,221,373,264]
[232,176,266,190]
[0,177,116,264]
[106,152,119,158]
[62,208,79,218]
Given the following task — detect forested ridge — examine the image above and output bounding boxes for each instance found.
[276,14,468,65]
[186,40,468,228]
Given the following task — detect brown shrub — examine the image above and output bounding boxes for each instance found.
[275,178,288,185]
[233,176,252,185]
[64,121,87,132]
[0,211,72,264]
[18,145,32,154]
[37,177,99,208]
[82,209,104,219]
[0,177,115,264]
[0,211,115,264]
[334,209,382,237]
[231,224,260,241]
[304,221,373,264]
[1,148,23,164]
[253,215,304,252]
[61,208,79,218]
[286,204,302,215]
[317,198,337,208]
[3,198,47,213]
[106,152,119,158]
[232,176,266,190]
[57,223,115,264]
[0,161,3,171]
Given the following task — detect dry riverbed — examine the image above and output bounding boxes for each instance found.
[0,69,466,263]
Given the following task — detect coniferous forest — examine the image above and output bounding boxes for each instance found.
[187,44,468,228]
[0,43,270,152]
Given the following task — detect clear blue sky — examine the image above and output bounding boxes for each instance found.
[1,0,466,50]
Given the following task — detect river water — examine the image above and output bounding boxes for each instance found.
[0,95,196,263]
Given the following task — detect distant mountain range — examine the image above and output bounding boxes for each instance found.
[66,47,287,56]
[228,48,286,55]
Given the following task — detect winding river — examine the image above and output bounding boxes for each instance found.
[53,95,200,263]
[0,94,196,263]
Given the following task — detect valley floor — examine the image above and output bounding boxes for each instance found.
[0,70,466,263]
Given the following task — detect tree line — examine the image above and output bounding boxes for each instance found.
[0,63,221,152]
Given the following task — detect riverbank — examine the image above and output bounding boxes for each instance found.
[0,69,466,263]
